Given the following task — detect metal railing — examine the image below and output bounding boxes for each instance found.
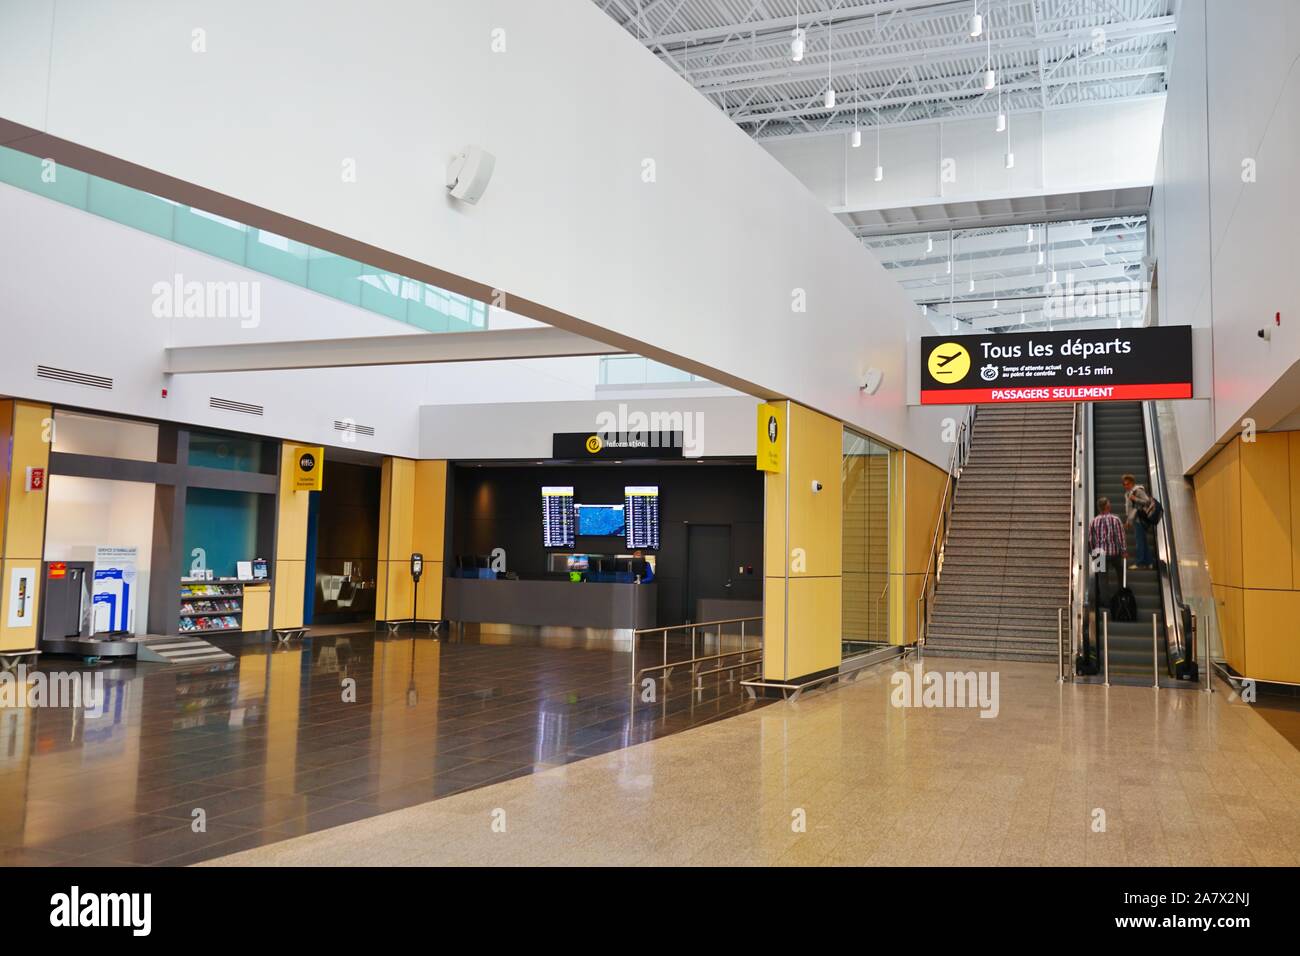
[1141,401,1195,679]
[630,616,762,690]
[914,405,975,654]
[1064,401,1089,680]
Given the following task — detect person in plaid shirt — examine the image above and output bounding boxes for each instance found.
[1089,496,1127,606]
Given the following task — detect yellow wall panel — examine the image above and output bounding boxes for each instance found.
[275,443,310,562]
[1239,434,1292,590]
[786,402,842,578]
[385,458,416,560]
[242,583,271,631]
[5,402,52,559]
[412,460,447,557]
[0,561,42,651]
[385,562,414,621]
[904,453,948,575]
[1291,434,1300,590]
[272,560,305,629]
[1215,585,1245,676]
[1243,589,1300,684]
[762,401,842,681]
[0,402,52,651]
[1221,439,1243,589]
[786,576,841,679]
[416,564,444,621]
[762,579,786,681]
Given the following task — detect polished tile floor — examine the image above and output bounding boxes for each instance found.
[204,657,1300,867]
[0,629,763,866]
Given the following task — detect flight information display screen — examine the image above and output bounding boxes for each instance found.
[541,486,575,548]
[576,504,626,537]
[624,486,660,549]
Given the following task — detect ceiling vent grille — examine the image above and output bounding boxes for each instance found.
[209,396,263,417]
[36,365,113,390]
[334,420,375,437]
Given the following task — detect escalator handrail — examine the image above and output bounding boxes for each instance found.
[1142,401,1191,674]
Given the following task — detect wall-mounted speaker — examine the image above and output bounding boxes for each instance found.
[446,145,496,205]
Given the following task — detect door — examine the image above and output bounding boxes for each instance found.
[685,524,732,622]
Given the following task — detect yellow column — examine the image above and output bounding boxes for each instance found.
[376,459,446,622]
[0,401,52,652]
[1195,432,1300,683]
[762,402,842,682]
[886,449,948,646]
[272,442,310,630]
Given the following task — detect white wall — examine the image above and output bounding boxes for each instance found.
[764,99,1165,213]
[44,476,155,635]
[0,0,952,466]
[420,396,759,460]
[1152,0,1300,472]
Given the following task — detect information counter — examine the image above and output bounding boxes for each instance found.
[443,577,656,630]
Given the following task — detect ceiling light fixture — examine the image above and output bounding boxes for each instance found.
[874,124,883,181]
[969,0,983,38]
[926,234,934,254]
[824,21,835,109]
[791,0,804,61]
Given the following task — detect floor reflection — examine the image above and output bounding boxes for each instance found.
[0,628,765,866]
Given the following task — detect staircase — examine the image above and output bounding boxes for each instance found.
[1090,402,1166,682]
[924,404,1074,663]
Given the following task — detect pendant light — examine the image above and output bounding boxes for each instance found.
[969,0,983,38]
[873,124,884,182]
[791,0,804,61]
[823,21,835,109]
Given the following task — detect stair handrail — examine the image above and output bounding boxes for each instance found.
[914,404,975,651]
[1142,400,1193,677]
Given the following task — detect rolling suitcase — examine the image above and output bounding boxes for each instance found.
[1110,561,1137,622]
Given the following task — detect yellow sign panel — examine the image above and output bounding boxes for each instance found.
[756,402,785,473]
[292,446,324,491]
[926,342,971,384]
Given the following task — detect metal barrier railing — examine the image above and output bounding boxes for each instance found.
[630,616,762,690]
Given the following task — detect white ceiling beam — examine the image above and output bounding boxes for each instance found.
[164,328,624,374]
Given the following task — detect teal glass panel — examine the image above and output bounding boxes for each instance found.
[174,206,247,264]
[183,487,261,578]
[187,431,266,473]
[87,176,175,238]
[358,267,407,320]
[306,248,363,304]
[0,146,89,208]
[247,229,309,286]
[406,284,451,332]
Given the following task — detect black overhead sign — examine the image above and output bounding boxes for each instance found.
[552,431,684,460]
[920,326,1193,405]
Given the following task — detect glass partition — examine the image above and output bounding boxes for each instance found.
[0,144,487,333]
[842,429,890,657]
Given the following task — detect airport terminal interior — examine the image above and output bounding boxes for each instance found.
[1,0,1299,874]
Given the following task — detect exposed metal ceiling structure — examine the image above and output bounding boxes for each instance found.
[864,214,1149,333]
[596,0,1175,143]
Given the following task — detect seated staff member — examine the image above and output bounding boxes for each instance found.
[632,549,655,583]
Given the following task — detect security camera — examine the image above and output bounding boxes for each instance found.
[811,480,823,493]
[1258,328,1272,341]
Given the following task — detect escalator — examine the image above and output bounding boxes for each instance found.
[1083,401,1197,684]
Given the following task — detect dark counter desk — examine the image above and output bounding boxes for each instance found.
[443,577,656,630]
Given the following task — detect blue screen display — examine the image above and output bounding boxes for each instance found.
[576,504,626,536]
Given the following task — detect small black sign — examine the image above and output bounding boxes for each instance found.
[552,431,684,460]
[920,326,1193,405]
